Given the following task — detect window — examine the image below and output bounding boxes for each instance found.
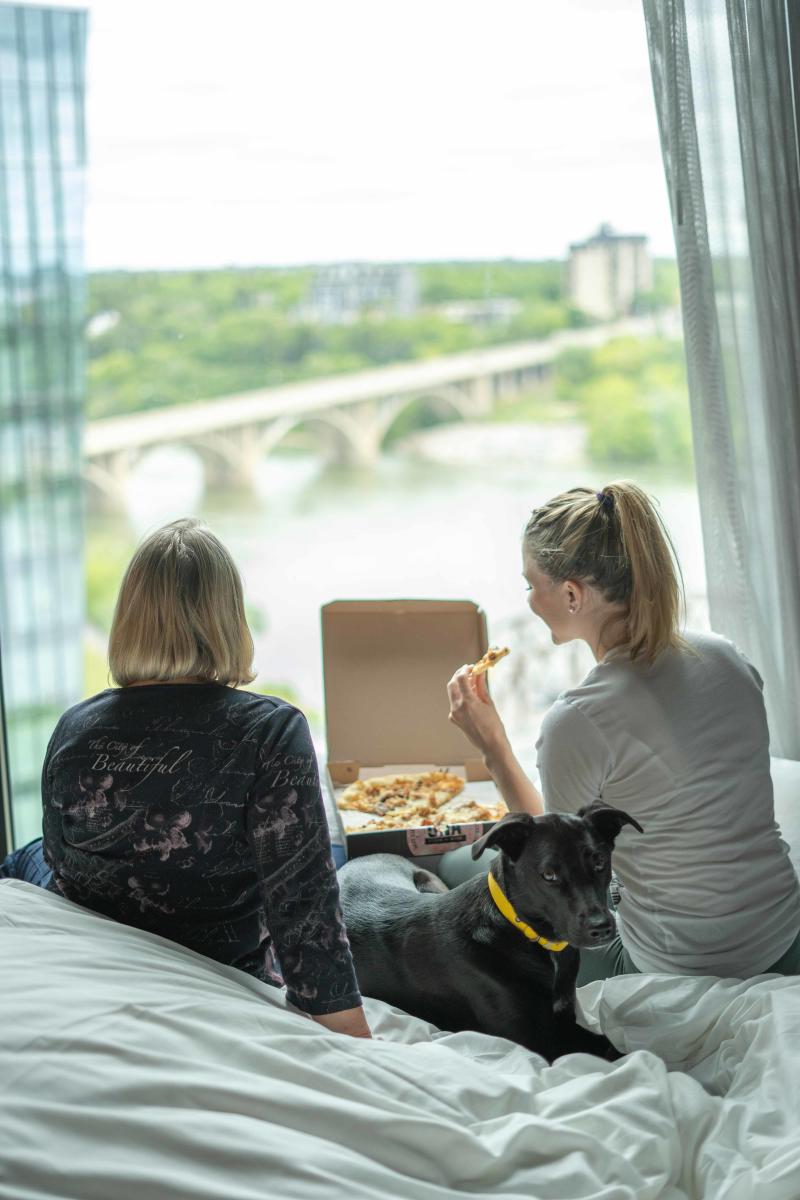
[1,0,707,847]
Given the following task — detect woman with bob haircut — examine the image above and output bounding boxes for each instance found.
[4,518,370,1039]
[445,480,800,984]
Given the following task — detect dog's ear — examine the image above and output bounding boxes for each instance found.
[471,812,536,862]
[578,801,643,844]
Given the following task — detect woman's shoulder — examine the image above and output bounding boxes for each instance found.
[595,628,756,675]
[681,628,735,655]
[52,688,116,728]
[53,685,302,732]
[679,629,763,684]
[206,688,312,740]
[538,691,610,750]
[552,629,731,708]
[223,687,303,718]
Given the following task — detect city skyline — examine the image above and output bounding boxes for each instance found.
[69,0,675,271]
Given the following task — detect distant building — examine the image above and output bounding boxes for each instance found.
[303,263,419,324]
[439,298,522,328]
[568,224,653,319]
[0,4,88,848]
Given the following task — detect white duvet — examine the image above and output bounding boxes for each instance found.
[1,880,799,1200]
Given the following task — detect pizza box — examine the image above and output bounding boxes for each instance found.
[321,599,507,860]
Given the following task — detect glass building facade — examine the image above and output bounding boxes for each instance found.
[0,4,87,848]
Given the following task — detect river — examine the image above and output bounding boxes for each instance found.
[85,420,708,753]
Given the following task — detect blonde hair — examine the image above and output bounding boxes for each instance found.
[108,518,255,687]
[523,481,685,665]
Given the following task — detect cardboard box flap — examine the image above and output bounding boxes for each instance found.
[322,599,488,766]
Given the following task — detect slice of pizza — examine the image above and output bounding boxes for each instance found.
[337,770,464,814]
[344,795,508,834]
[344,805,435,833]
[470,646,511,676]
[437,799,508,825]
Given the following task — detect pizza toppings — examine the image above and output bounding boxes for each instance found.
[336,770,464,816]
[470,646,511,677]
[344,797,508,835]
[336,769,506,834]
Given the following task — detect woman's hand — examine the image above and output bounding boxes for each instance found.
[311,1005,372,1039]
[447,664,509,760]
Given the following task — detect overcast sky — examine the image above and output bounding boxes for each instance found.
[63,0,676,270]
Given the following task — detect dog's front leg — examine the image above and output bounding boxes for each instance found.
[551,946,620,1061]
[551,946,580,1016]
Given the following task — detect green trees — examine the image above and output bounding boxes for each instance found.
[85,261,586,419]
[85,264,690,471]
[554,337,692,469]
[419,260,564,304]
[87,267,314,417]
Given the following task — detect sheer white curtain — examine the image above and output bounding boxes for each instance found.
[643,0,800,759]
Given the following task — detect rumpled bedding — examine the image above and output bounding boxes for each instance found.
[1,880,798,1200]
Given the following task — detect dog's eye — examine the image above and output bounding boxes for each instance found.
[592,854,607,871]
[542,868,558,883]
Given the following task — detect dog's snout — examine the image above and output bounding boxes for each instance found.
[583,911,615,943]
[587,921,615,942]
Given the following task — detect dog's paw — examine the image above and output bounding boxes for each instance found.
[582,1032,620,1061]
[557,1026,618,1061]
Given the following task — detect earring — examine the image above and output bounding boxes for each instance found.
[569,605,576,614]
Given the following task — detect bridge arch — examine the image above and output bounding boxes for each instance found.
[251,409,376,464]
[374,384,475,450]
[187,407,381,484]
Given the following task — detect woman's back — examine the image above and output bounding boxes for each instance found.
[43,682,347,997]
[35,516,367,1035]
[537,631,800,976]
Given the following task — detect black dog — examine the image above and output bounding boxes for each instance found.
[338,803,643,1061]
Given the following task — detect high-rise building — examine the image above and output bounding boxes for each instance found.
[568,224,653,320]
[303,263,419,324]
[0,3,88,848]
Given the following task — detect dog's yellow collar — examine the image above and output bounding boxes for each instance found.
[487,872,569,952]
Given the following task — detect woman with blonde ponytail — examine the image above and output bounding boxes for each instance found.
[447,481,800,984]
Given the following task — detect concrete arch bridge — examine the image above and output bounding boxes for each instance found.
[83,318,658,505]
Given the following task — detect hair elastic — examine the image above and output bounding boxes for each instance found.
[596,491,614,513]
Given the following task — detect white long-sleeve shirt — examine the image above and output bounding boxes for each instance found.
[536,630,800,977]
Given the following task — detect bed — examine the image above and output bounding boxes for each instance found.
[2,875,800,1200]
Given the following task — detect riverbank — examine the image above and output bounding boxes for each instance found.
[84,422,706,753]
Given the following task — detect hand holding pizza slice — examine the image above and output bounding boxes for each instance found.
[448,647,511,759]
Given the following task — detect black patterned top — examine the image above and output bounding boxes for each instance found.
[41,683,362,1016]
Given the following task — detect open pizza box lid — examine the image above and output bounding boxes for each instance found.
[321,599,505,858]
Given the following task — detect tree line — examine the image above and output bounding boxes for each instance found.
[86,259,688,467]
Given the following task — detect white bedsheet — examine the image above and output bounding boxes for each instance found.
[1,880,799,1200]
